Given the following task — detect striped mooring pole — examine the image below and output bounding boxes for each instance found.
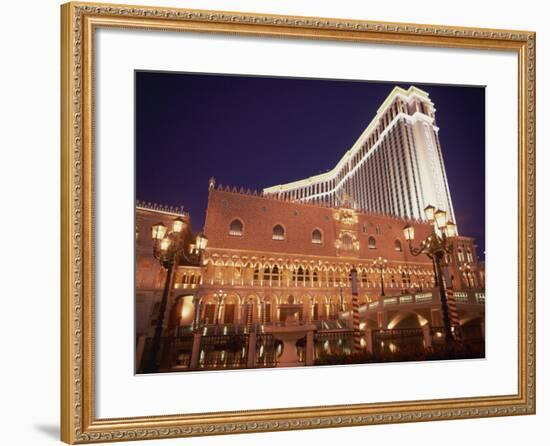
[350,268,361,352]
[445,288,461,340]
[441,266,461,341]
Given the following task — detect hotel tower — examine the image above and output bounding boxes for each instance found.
[263,86,456,225]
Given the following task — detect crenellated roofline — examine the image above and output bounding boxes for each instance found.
[209,185,427,226]
[136,200,188,217]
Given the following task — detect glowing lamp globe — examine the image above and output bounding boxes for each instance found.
[160,237,171,251]
[403,224,415,241]
[434,209,448,229]
[151,222,167,240]
[195,233,209,251]
[423,204,436,222]
[445,221,458,238]
[172,217,187,233]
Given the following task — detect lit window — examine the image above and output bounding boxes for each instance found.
[229,219,243,236]
[342,234,354,250]
[293,266,305,282]
[272,224,285,240]
[271,266,280,283]
[368,236,376,249]
[312,229,322,244]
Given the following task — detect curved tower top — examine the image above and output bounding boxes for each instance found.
[263,86,456,226]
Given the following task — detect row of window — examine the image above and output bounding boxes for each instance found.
[229,219,403,249]
[457,247,475,263]
[231,219,320,242]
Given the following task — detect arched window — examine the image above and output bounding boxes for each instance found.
[466,248,473,263]
[468,272,476,287]
[394,239,402,252]
[312,229,322,244]
[368,236,376,249]
[263,266,271,281]
[294,266,305,282]
[272,224,285,240]
[342,234,353,250]
[465,273,471,288]
[229,218,243,236]
[458,248,465,262]
[271,266,280,284]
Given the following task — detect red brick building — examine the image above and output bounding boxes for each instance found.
[197,184,483,326]
[135,184,485,371]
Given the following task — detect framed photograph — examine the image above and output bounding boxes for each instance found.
[60,2,536,443]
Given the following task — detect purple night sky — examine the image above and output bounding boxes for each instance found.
[135,71,485,260]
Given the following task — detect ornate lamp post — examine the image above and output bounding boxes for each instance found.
[143,216,208,373]
[403,204,457,344]
[373,257,388,297]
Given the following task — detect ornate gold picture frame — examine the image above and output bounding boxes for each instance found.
[60,2,536,443]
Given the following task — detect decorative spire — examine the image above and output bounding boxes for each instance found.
[208,177,216,190]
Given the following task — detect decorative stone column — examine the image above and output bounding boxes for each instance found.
[377,310,388,329]
[306,331,314,365]
[215,294,225,325]
[364,328,373,354]
[236,300,242,325]
[190,331,202,370]
[422,324,432,350]
[192,295,201,330]
[247,330,257,368]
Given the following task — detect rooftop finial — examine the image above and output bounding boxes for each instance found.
[209,177,216,190]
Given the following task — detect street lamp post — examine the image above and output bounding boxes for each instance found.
[143,216,208,373]
[403,204,457,345]
[373,257,388,297]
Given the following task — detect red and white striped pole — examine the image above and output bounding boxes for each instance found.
[442,265,461,341]
[350,268,361,352]
[445,288,461,340]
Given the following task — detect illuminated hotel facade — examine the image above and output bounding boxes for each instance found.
[264,86,456,225]
[135,188,484,372]
[135,86,485,372]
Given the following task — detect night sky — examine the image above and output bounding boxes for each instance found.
[136,71,485,259]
